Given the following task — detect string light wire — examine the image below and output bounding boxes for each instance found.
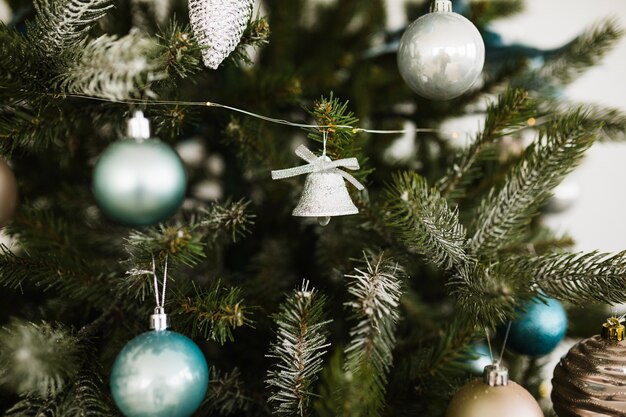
[59,93,539,138]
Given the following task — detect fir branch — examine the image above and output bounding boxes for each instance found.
[175,281,251,345]
[438,88,534,200]
[156,21,204,80]
[404,321,480,381]
[199,199,256,243]
[0,246,111,307]
[0,320,82,398]
[451,261,535,327]
[30,0,113,56]
[125,224,206,268]
[308,94,367,179]
[202,367,255,415]
[541,19,623,85]
[340,253,403,417]
[506,251,626,305]
[266,280,331,417]
[229,14,271,65]
[0,24,45,100]
[384,171,468,269]
[469,110,602,255]
[53,30,165,100]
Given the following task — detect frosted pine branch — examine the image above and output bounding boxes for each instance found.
[266,280,331,416]
[509,251,626,304]
[437,88,534,200]
[54,30,165,100]
[342,253,403,417]
[32,0,113,56]
[385,171,469,269]
[469,110,602,255]
[0,320,82,398]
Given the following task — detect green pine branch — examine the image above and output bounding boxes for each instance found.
[540,19,623,85]
[156,21,204,81]
[229,14,271,66]
[201,367,256,415]
[451,261,535,327]
[506,251,626,304]
[338,253,403,417]
[438,88,535,201]
[175,281,251,345]
[308,94,364,165]
[0,246,112,307]
[469,109,602,255]
[266,280,331,417]
[384,171,468,269]
[30,0,113,57]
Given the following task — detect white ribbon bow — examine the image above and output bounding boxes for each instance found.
[271,145,365,191]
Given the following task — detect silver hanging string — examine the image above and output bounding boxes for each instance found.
[484,321,513,363]
[485,328,494,362]
[499,321,512,363]
[151,253,170,309]
[322,130,327,158]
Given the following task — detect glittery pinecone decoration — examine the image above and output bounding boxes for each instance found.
[188,0,254,69]
[552,317,626,416]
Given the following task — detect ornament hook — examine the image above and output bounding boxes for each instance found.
[150,254,170,331]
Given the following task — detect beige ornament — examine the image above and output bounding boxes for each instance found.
[0,158,17,227]
[446,362,543,417]
[552,317,626,417]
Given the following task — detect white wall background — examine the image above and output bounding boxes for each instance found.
[388,0,626,252]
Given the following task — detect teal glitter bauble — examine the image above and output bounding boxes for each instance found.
[507,297,567,357]
[110,330,209,417]
[92,139,186,226]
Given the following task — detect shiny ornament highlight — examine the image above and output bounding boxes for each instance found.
[110,330,209,417]
[507,296,567,357]
[552,318,626,417]
[0,158,17,228]
[446,362,543,417]
[397,0,485,100]
[92,112,186,226]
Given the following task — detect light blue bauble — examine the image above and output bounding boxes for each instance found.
[507,297,567,357]
[110,330,209,417]
[93,139,187,226]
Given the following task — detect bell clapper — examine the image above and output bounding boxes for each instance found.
[317,216,331,226]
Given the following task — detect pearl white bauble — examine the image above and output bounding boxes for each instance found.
[397,3,485,100]
[446,380,543,417]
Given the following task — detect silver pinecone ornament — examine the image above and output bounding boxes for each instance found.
[189,0,254,69]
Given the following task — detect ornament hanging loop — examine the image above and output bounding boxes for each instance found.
[322,129,328,158]
[150,254,170,331]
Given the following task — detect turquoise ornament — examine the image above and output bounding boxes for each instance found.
[110,330,209,417]
[92,112,186,226]
[465,343,493,375]
[506,297,567,357]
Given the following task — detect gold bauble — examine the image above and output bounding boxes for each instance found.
[552,335,626,416]
[446,380,544,417]
[0,158,17,227]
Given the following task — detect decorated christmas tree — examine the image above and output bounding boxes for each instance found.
[1,0,626,416]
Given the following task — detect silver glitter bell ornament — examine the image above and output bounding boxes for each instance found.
[271,144,365,226]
